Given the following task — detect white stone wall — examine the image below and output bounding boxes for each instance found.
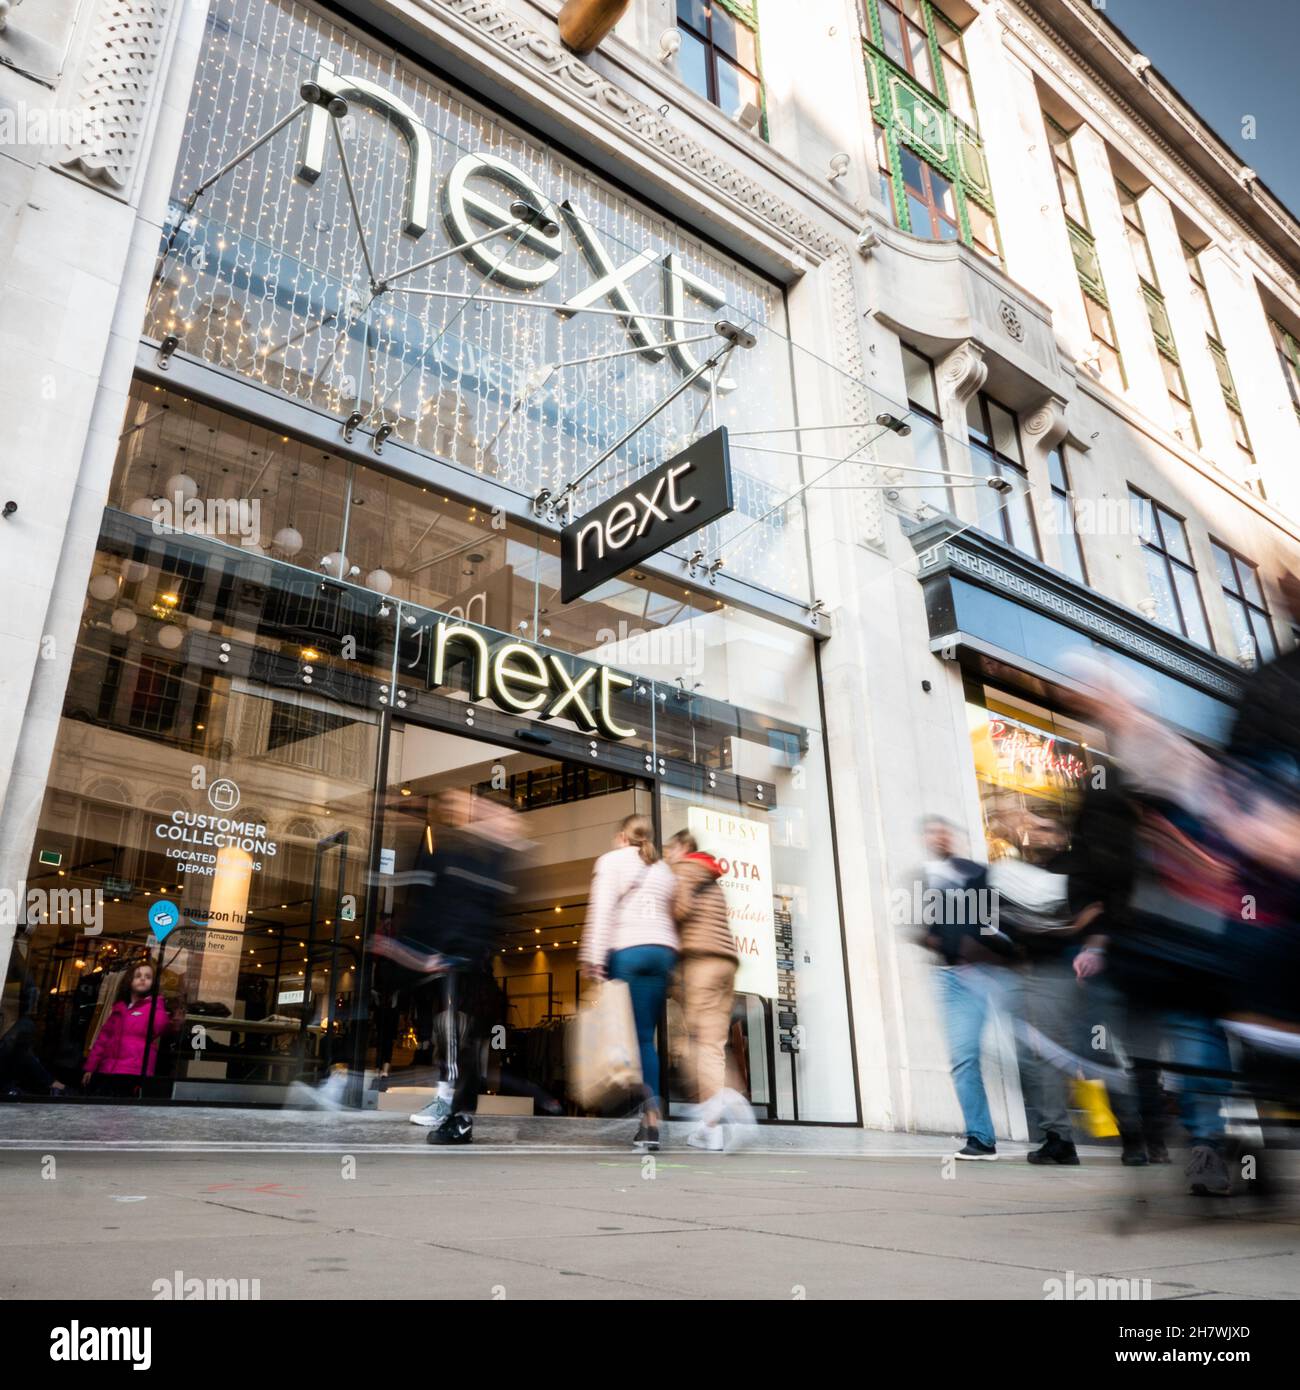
[0,0,207,975]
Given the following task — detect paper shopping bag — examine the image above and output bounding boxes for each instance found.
[568,979,642,1109]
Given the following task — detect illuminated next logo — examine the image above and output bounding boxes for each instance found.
[293,60,737,389]
[431,619,637,739]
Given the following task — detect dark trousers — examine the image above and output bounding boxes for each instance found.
[440,967,493,1118]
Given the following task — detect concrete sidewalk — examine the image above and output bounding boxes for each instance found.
[0,1099,1038,1155]
[1,1104,1297,1299]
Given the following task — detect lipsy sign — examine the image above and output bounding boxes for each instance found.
[560,428,733,604]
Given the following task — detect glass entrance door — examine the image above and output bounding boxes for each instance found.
[368,722,652,1113]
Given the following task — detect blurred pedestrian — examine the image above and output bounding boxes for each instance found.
[425,791,525,1146]
[911,815,1020,1160]
[666,829,748,1151]
[987,812,1084,1167]
[580,815,679,1151]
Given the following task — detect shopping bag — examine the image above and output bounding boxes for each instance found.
[568,979,642,1108]
[1072,1077,1119,1139]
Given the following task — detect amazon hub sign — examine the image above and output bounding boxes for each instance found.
[560,427,733,603]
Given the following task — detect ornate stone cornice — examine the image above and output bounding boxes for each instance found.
[434,0,841,261]
[908,519,1244,702]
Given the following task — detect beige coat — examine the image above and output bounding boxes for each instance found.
[672,856,738,961]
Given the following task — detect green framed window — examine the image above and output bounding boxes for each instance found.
[677,0,764,130]
[1268,316,1300,424]
[1045,115,1124,392]
[864,0,999,262]
[1117,180,1198,449]
[1184,241,1259,489]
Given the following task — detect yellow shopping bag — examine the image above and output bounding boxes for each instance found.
[1073,1078,1119,1139]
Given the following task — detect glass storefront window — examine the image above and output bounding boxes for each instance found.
[9,377,858,1120]
[965,682,1109,861]
[22,663,381,1098]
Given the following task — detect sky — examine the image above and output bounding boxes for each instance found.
[1103,0,1300,218]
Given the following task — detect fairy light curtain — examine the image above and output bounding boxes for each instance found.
[147,0,811,598]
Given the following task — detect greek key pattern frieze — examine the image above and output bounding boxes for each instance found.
[945,545,1240,697]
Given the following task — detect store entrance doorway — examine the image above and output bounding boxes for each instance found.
[369,724,654,1115]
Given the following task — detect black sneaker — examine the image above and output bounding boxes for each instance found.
[1186,1142,1231,1196]
[1120,1135,1149,1167]
[1026,1131,1080,1165]
[427,1114,473,1146]
[953,1138,997,1160]
[1146,1137,1171,1164]
[633,1123,660,1152]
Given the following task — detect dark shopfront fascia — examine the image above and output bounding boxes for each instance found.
[907,516,1245,855]
[4,383,859,1124]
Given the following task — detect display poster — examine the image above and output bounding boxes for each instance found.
[687,807,778,999]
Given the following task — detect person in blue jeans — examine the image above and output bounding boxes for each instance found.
[608,944,678,1132]
[913,816,1022,1160]
[934,963,1004,1155]
[580,815,680,1150]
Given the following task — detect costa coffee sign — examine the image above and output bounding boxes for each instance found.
[559,428,734,603]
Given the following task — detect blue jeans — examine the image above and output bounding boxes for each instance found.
[1125,1009,1230,1145]
[608,946,677,1111]
[935,966,1008,1148]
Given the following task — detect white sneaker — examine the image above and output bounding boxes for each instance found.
[715,1088,756,1149]
[409,1093,453,1127]
[686,1124,725,1152]
[289,1071,349,1111]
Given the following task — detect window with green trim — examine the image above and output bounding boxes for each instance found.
[864,0,999,262]
[1045,115,1124,392]
[1268,316,1300,423]
[1116,180,1199,449]
[677,1,763,129]
[1183,241,1260,490]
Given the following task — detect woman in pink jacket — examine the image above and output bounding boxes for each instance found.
[580,815,679,1150]
[83,959,180,1093]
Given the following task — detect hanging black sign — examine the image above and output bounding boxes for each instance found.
[560,426,733,604]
